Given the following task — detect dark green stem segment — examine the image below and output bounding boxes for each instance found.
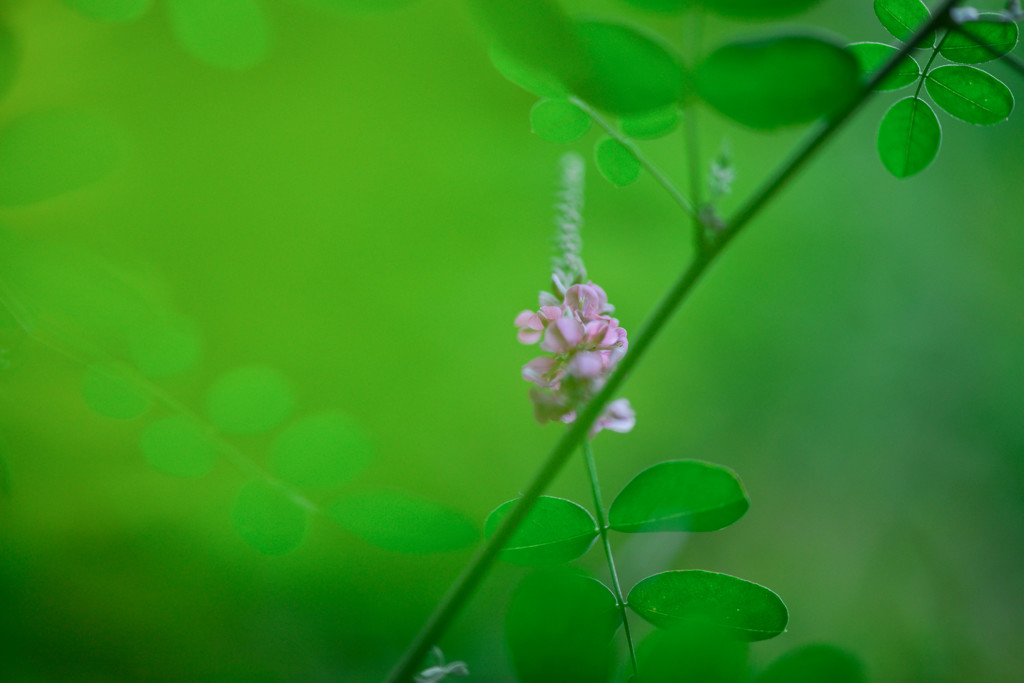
[582,440,638,675]
[914,31,950,100]
[383,3,961,680]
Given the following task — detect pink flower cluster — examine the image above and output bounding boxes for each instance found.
[515,282,635,436]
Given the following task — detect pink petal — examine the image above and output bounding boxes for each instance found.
[569,350,604,378]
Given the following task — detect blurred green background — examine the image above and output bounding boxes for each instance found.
[1,0,1022,680]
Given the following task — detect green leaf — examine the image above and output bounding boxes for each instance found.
[696,35,860,130]
[469,0,582,90]
[61,0,152,22]
[269,411,371,488]
[608,460,749,533]
[485,495,597,565]
[627,570,788,641]
[618,0,691,12]
[81,364,151,420]
[847,42,920,91]
[232,480,309,555]
[0,109,126,206]
[205,366,295,435]
[700,0,822,19]
[594,136,641,186]
[755,644,866,683]
[489,45,565,99]
[620,106,679,139]
[926,65,1014,125]
[140,416,220,478]
[873,0,935,47]
[637,626,750,683]
[570,19,687,115]
[0,25,18,102]
[329,488,478,554]
[530,99,591,143]
[506,569,620,683]
[941,15,1019,64]
[877,97,941,178]
[165,0,272,70]
[126,313,202,379]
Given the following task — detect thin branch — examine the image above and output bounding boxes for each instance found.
[582,440,638,675]
[384,2,962,680]
[569,95,700,221]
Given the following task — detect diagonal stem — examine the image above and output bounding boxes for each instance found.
[384,2,962,681]
[582,439,638,676]
[569,95,700,222]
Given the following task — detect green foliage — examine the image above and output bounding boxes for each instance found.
[140,415,220,478]
[0,109,126,206]
[696,35,860,129]
[205,366,295,435]
[126,314,202,379]
[873,0,935,47]
[268,411,371,488]
[506,569,620,683]
[0,25,18,102]
[164,0,272,70]
[617,0,690,12]
[489,46,566,98]
[485,495,598,565]
[754,643,866,683]
[570,19,687,116]
[941,15,1019,64]
[61,0,153,22]
[636,626,750,683]
[847,42,920,91]
[530,99,591,143]
[627,570,788,641]
[594,136,642,186]
[926,65,1014,125]
[608,459,749,533]
[698,0,822,19]
[877,96,941,178]
[619,107,679,140]
[329,489,477,554]
[81,364,152,420]
[232,480,309,555]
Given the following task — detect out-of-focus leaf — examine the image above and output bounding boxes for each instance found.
[620,107,679,139]
[165,0,272,70]
[847,42,920,90]
[489,46,566,99]
[506,568,620,683]
[62,0,152,22]
[637,625,750,683]
[594,136,642,186]
[330,488,477,554]
[269,411,371,488]
[926,65,1013,125]
[0,109,126,206]
[696,35,860,130]
[877,97,940,177]
[699,0,821,19]
[941,15,1019,64]
[754,643,866,683]
[628,570,788,641]
[81,364,151,420]
[608,459,749,533]
[570,19,686,115]
[485,495,597,565]
[873,0,935,47]
[205,366,295,436]
[232,480,309,555]
[530,99,591,143]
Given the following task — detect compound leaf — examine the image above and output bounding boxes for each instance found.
[485,495,598,565]
[873,0,935,47]
[628,570,788,641]
[941,14,1019,64]
[609,460,749,533]
[926,64,1013,125]
[847,41,920,90]
[877,96,940,177]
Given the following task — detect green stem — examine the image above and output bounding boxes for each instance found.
[569,95,699,221]
[384,3,961,681]
[582,440,638,676]
[914,31,950,100]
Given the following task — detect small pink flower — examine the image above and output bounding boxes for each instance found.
[514,310,545,345]
[540,316,585,354]
[590,398,635,437]
[522,356,563,388]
